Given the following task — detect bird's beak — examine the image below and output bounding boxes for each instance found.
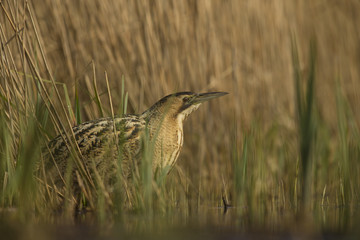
[191,92,228,105]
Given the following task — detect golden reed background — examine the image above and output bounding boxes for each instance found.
[2,0,360,201]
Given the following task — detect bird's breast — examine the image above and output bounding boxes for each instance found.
[161,128,183,170]
[150,118,184,171]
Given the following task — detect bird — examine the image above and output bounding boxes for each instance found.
[41,91,227,205]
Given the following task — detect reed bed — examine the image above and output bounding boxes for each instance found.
[0,0,359,237]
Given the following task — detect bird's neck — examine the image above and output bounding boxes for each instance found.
[142,110,183,136]
[141,110,185,171]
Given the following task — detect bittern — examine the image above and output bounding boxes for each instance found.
[43,92,227,200]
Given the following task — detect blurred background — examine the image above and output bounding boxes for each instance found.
[1,0,360,235]
[31,0,360,126]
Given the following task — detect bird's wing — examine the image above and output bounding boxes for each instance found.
[42,115,146,186]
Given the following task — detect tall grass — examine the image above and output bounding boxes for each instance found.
[0,0,359,235]
[292,37,316,213]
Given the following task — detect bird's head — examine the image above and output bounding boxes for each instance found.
[142,92,228,124]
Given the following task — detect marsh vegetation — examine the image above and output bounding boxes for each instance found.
[0,0,359,239]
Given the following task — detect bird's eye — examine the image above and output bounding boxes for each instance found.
[183,97,189,102]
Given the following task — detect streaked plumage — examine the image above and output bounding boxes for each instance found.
[42,92,227,201]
